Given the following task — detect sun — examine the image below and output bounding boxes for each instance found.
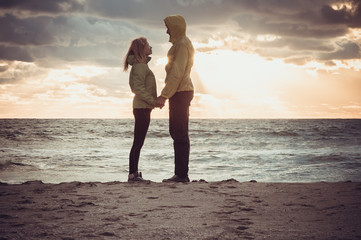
[194,50,274,94]
[191,49,299,118]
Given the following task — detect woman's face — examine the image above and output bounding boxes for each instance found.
[144,41,152,56]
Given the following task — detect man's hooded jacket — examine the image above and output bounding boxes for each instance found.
[161,15,194,99]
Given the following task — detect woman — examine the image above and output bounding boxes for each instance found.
[123,37,159,182]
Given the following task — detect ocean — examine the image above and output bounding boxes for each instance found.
[0,119,360,184]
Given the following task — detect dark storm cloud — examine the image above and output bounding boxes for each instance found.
[235,13,349,39]
[0,45,33,62]
[0,12,141,67]
[0,0,84,15]
[0,0,360,67]
[0,14,55,46]
[223,0,361,62]
[230,0,359,39]
[321,0,361,27]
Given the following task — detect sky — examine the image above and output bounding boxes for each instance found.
[0,0,360,119]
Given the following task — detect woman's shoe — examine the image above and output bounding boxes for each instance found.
[128,172,146,182]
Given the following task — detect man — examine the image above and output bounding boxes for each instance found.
[156,15,194,183]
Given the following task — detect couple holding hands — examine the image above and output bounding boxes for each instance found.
[123,15,194,183]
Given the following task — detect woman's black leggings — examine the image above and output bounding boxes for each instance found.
[129,108,151,174]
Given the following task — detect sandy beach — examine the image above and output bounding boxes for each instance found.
[1,180,360,239]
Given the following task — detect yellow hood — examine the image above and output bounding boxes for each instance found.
[164,15,186,44]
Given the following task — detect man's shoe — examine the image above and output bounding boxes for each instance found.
[162,175,190,183]
[128,172,147,182]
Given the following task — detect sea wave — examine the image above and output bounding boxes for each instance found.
[0,160,37,171]
[1,119,360,183]
[266,130,300,137]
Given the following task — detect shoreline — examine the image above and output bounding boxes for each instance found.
[1,180,361,239]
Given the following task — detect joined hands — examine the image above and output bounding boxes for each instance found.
[155,96,166,109]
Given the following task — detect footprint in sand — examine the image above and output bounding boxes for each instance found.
[0,214,15,219]
[128,213,148,218]
[147,196,158,199]
[17,199,33,204]
[237,226,249,231]
[102,216,122,221]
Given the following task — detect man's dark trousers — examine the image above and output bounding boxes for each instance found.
[169,91,194,178]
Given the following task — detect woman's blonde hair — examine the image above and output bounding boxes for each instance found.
[123,37,148,71]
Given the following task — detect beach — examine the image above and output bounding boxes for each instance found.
[1,180,360,240]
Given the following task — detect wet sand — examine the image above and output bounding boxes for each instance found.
[1,180,361,239]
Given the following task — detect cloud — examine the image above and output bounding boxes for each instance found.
[0,64,8,72]
[0,14,55,46]
[319,40,361,60]
[321,0,361,27]
[0,45,33,62]
[0,3,169,68]
[254,37,361,62]
[283,57,312,66]
[0,62,43,85]
[0,0,360,76]
[1,0,360,65]
[229,0,360,40]
[84,0,232,26]
[255,37,334,53]
[235,13,348,39]
[0,0,360,118]
[0,0,84,15]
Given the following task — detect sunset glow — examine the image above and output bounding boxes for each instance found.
[0,0,360,118]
